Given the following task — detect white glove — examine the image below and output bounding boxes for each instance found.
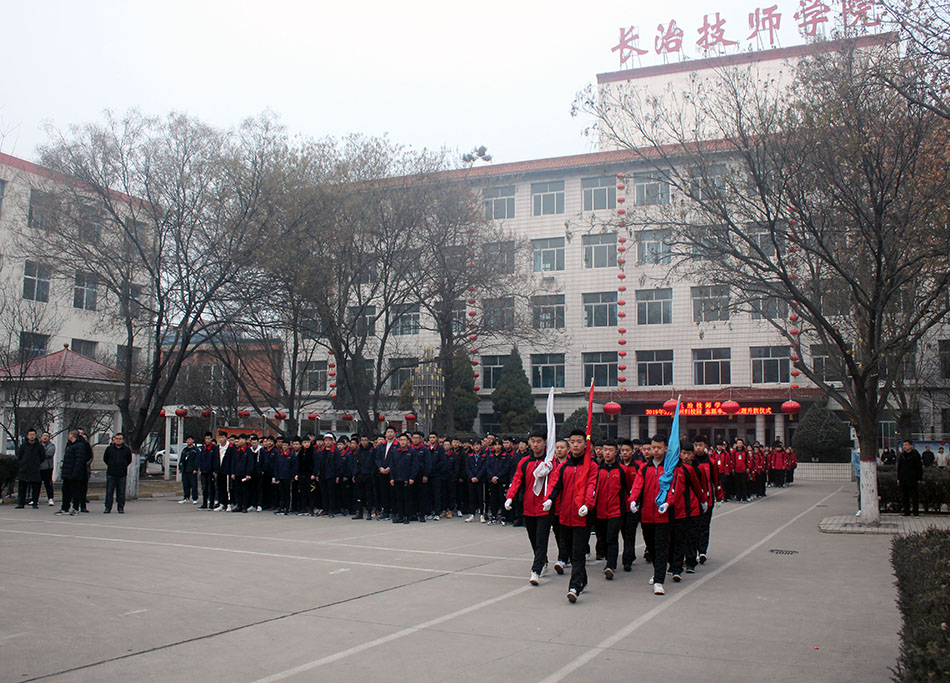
[701,502,709,513]
[629,501,639,514]
[542,499,553,512]
[578,505,588,517]
[657,502,669,515]
[504,498,513,511]
[533,461,552,479]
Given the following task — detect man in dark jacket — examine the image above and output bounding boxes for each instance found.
[102,433,133,513]
[178,436,201,505]
[57,431,86,515]
[15,428,45,508]
[76,428,94,513]
[897,440,924,517]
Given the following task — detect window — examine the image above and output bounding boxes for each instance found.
[940,340,950,380]
[532,237,565,272]
[747,224,779,257]
[750,297,788,321]
[691,285,730,322]
[637,229,671,265]
[301,308,326,340]
[357,358,375,388]
[582,177,617,211]
[73,271,98,311]
[348,305,376,336]
[633,172,671,206]
[27,190,56,230]
[451,300,466,335]
[71,339,97,359]
[531,353,565,388]
[751,346,790,384]
[636,288,672,325]
[392,303,420,336]
[120,281,144,319]
[484,297,514,330]
[689,165,726,201]
[584,291,618,327]
[582,232,617,269]
[302,360,327,393]
[812,344,846,383]
[637,350,673,386]
[484,240,515,274]
[693,348,731,385]
[77,206,102,244]
[484,185,515,220]
[389,358,417,392]
[355,256,378,285]
[532,180,565,216]
[482,355,510,389]
[20,332,48,359]
[583,351,618,387]
[116,345,140,372]
[201,364,228,395]
[594,413,619,440]
[0,180,5,218]
[22,261,51,303]
[532,294,565,329]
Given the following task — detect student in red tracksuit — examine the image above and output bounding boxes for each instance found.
[628,434,674,595]
[618,439,642,571]
[594,440,627,580]
[786,447,797,484]
[770,442,787,487]
[543,429,598,604]
[732,439,751,502]
[667,441,708,580]
[715,443,733,501]
[692,435,721,564]
[505,430,553,586]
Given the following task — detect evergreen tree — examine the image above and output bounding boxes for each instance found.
[397,378,414,412]
[490,347,538,435]
[561,406,605,442]
[452,354,477,434]
[792,401,851,462]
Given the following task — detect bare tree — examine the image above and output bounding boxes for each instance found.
[576,40,950,524]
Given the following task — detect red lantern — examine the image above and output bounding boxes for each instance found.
[789,328,800,336]
[617,299,626,306]
[790,354,800,362]
[619,387,627,393]
[616,172,624,178]
[328,350,334,356]
[617,246,626,253]
[274,412,286,420]
[616,183,625,190]
[468,311,476,317]
[468,298,477,305]
[328,371,336,377]
[790,370,800,378]
[617,311,626,318]
[618,285,627,292]
[469,348,478,354]
[604,401,622,417]
[328,363,335,368]
[617,376,627,383]
[618,258,626,265]
[617,273,626,280]
[201,410,212,418]
[790,384,800,389]
[329,382,336,388]
[618,364,627,371]
[618,350,627,357]
[331,393,337,399]
[721,400,741,416]
[473,372,479,378]
[663,399,678,413]
[341,413,354,421]
[159,409,166,418]
[781,400,802,416]
[378,414,386,422]
[474,386,481,391]
[618,236,626,244]
[617,208,626,215]
[618,328,627,334]
[471,360,479,366]
[617,196,625,203]
[238,410,250,418]
[469,335,478,341]
[618,339,627,345]
[405,413,416,422]
[307,413,319,421]
[175,408,187,418]
[789,313,799,323]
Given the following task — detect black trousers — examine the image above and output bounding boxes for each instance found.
[621,510,640,567]
[200,473,215,507]
[392,480,409,521]
[488,481,503,518]
[670,516,699,574]
[182,471,198,500]
[698,507,713,555]
[467,481,483,515]
[216,474,229,507]
[594,517,622,570]
[562,524,590,592]
[257,473,274,509]
[734,472,749,501]
[278,479,291,512]
[900,483,919,515]
[79,475,89,510]
[17,481,40,506]
[771,469,785,487]
[430,478,442,515]
[61,479,81,512]
[787,468,795,483]
[552,517,570,563]
[356,476,375,514]
[722,473,734,500]
[376,475,390,515]
[642,522,671,585]
[41,469,54,500]
[105,475,127,512]
[320,479,337,514]
[442,477,457,513]
[524,514,552,574]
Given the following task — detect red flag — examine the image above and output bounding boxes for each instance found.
[574,381,595,510]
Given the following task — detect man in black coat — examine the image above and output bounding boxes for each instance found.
[76,428,94,513]
[57,431,86,515]
[102,433,133,514]
[897,439,924,517]
[15,428,45,509]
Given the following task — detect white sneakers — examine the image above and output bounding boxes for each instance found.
[213,504,224,511]
[48,499,54,506]
[256,506,262,512]
[604,567,614,580]
[464,514,474,523]
[540,563,549,577]
[178,499,188,504]
[567,588,578,603]
[530,572,540,585]
[554,561,565,575]
[649,576,655,585]
[479,514,486,523]
[654,583,665,595]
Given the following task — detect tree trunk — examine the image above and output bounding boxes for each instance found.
[896,410,915,443]
[857,421,880,526]
[438,343,455,435]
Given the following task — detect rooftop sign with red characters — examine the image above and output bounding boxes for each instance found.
[645,402,775,416]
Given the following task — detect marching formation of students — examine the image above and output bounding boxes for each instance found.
[174,427,795,604]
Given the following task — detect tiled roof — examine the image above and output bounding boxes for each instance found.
[0,347,125,383]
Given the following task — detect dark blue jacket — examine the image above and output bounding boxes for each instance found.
[410,444,431,480]
[375,441,397,472]
[198,444,217,474]
[390,445,416,482]
[259,447,276,475]
[298,446,315,478]
[180,444,201,474]
[356,444,376,476]
[232,447,254,478]
[465,450,488,480]
[274,450,298,480]
[318,446,339,479]
[218,443,235,477]
[487,452,510,481]
[339,448,357,478]
[430,445,450,478]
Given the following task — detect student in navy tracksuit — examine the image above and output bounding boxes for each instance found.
[409,432,430,522]
[427,432,446,520]
[198,432,217,509]
[257,435,276,510]
[375,428,397,519]
[389,433,415,524]
[230,434,254,513]
[318,434,339,516]
[214,431,235,511]
[487,442,509,523]
[464,445,488,522]
[338,437,357,515]
[353,435,377,519]
[273,438,297,515]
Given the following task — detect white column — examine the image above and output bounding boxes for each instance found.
[163,411,172,481]
[51,405,67,482]
[647,415,657,436]
[755,414,766,445]
[176,416,184,483]
[774,412,786,446]
[632,415,640,441]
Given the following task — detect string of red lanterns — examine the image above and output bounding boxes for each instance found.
[616,172,628,392]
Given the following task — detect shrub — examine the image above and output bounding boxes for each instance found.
[890,529,950,682]
[791,401,851,462]
[0,455,17,489]
[877,468,950,513]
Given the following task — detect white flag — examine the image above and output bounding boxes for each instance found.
[532,387,556,496]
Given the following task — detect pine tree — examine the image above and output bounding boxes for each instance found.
[490,347,539,435]
[452,354,477,434]
[561,406,605,442]
[397,379,414,412]
[792,401,851,462]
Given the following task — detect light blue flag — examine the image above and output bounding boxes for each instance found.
[655,396,681,508]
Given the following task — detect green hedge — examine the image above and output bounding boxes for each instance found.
[891,529,950,682]
[877,466,950,513]
[0,455,17,489]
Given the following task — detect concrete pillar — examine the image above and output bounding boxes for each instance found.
[774,412,786,446]
[163,411,172,481]
[647,415,657,436]
[755,414,766,445]
[632,415,640,441]
[51,405,67,482]
[176,416,184,483]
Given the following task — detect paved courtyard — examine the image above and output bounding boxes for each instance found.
[0,482,903,682]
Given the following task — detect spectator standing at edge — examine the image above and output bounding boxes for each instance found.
[896,439,923,517]
[75,428,94,513]
[102,433,133,514]
[40,431,55,506]
[15,428,44,509]
[56,431,85,515]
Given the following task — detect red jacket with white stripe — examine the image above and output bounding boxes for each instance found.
[714,448,732,475]
[732,448,750,474]
[546,455,598,528]
[595,461,627,520]
[770,449,787,470]
[668,462,707,520]
[506,455,548,517]
[628,459,671,524]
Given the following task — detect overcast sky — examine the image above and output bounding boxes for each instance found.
[4,0,838,166]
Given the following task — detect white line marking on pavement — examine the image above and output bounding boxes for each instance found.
[120,609,147,616]
[250,584,534,683]
[536,485,844,683]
